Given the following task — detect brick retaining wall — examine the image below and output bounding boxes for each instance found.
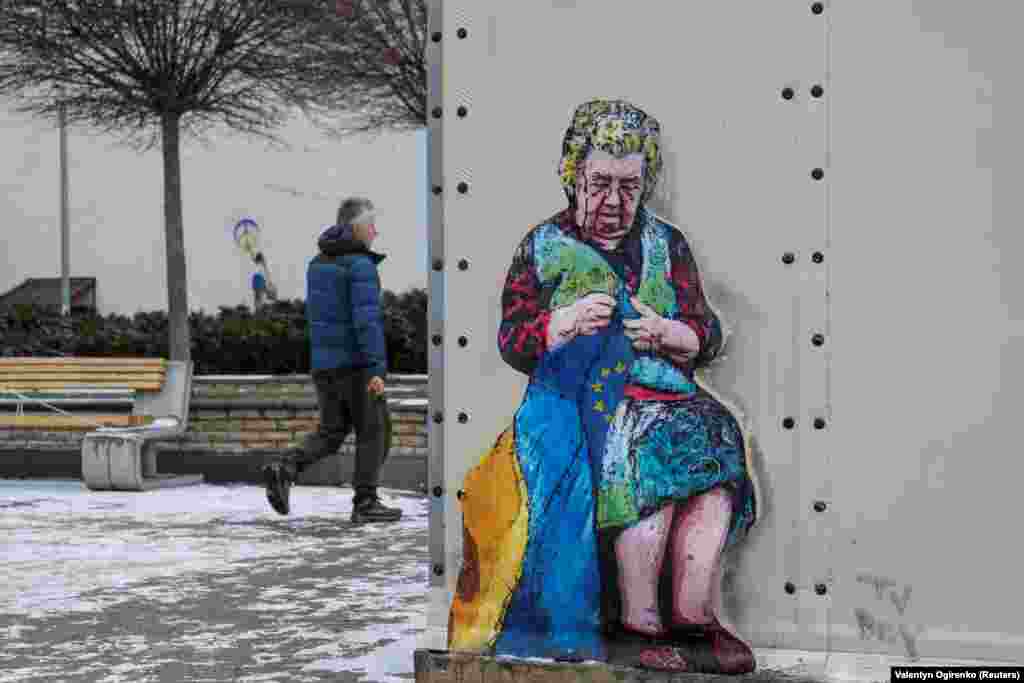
[0,374,429,458]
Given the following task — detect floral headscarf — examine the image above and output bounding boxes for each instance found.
[558,99,663,206]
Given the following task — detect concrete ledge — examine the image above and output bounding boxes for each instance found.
[167,443,427,458]
[191,397,320,410]
[0,447,427,493]
[190,397,429,412]
[413,650,829,683]
[194,374,428,385]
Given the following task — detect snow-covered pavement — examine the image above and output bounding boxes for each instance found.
[0,479,430,682]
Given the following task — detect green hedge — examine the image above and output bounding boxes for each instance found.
[0,290,428,375]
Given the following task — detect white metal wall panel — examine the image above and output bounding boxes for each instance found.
[432,0,828,654]
[429,0,1023,663]
[827,1,1024,663]
[424,0,449,647]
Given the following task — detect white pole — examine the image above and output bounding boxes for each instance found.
[58,101,70,316]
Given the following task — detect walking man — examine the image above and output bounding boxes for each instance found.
[262,197,402,524]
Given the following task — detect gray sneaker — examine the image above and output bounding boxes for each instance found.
[350,495,402,524]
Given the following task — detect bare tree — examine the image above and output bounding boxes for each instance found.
[321,0,427,134]
[0,0,356,362]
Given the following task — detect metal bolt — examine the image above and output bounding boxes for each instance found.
[431,31,442,43]
[432,412,444,424]
[457,336,468,347]
[811,84,825,98]
[814,417,827,430]
[457,28,468,39]
[457,181,469,194]
[457,106,468,118]
[811,168,825,181]
[815,583,828,596]
[432,259,443,271]
[432,486,443,497]
[813,251,824,263]
[457,259,469,271]
[785,581,796,595]
[457,489,465,500]
[814,501,827,512]
[457,412,469,424]
[781,87,795,101]
[811,2,824,14]
[812,333,825,347]
[783,417,796,430]
[431,334,442,346]
[433,564,445,576]
[432,185,442,195]
[782,252,796,265]
[431,106,442,119]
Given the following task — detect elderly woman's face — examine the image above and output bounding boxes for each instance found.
[575,150,645,248]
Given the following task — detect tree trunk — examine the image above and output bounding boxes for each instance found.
[160,111,191,362]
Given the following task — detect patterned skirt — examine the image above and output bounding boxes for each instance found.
[597,390,757,548]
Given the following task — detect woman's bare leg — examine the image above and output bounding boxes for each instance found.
[669,486,732,626]
[614,504,674,636]
[639,486,756,675]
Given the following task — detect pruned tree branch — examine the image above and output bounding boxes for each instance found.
[308,0,428,135]
[0,0,426,140]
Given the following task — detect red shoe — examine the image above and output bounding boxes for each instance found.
[638,646,691,672]
[608,623,690,672]
[700,617,756,675]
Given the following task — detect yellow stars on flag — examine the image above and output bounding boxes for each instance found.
[592,364,624,423]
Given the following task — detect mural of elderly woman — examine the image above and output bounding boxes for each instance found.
[447,100,757,674]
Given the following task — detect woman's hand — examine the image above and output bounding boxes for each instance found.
[626,297,701,361]
[624,298,665,352]
[547,293,616,350]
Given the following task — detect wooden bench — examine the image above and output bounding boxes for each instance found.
[0,357,203,491]
[0,358,164,429]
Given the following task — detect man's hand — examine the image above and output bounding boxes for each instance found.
[367,376,385,397]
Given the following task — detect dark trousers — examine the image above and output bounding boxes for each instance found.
[287,367,392,496]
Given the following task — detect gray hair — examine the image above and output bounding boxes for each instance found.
[336,197,375,226]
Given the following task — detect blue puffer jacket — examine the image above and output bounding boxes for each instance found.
[306,224,387,377]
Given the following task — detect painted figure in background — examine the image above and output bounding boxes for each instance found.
[233,217,278,308]
[448,100,758,674]
[251,252,278,309]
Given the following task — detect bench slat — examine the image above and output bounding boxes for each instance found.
[0,368,165,374]
[0,389,135,397]
[0,415,153,430]
[0,358,166,367]
[0,373,165,383]
[0,402,133,409]
[0,382,163,391]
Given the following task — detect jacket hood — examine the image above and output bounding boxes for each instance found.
[317,224,385,263]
